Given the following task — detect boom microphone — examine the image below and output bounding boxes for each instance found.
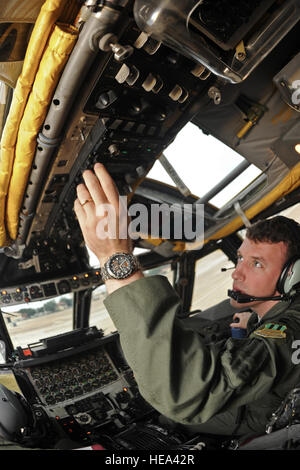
[227,289,287,303]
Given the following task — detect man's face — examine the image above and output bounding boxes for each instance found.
[230,237,288,317]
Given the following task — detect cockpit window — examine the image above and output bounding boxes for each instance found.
[89,285,116,336]
[147,122,262,208]
[191,250,234,312]
[1,294,73,349]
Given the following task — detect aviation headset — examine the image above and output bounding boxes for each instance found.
[228,216,300,303]
[276,217,300,295]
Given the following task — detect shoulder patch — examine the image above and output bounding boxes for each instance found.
[254,323,287,339]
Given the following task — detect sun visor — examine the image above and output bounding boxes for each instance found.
[0,0,46,24]
[0,0,79,25]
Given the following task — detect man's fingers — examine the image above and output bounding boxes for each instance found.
[76,165,122,225]
[76,184,96,218]
[76,182,92,204]
[94,163,120,208]
[74,198,86,224]
[82,168,108,206]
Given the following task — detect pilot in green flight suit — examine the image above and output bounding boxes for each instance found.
[74,164,300,438]
[103,275,300,436]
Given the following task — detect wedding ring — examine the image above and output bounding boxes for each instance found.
[81,198,93,206]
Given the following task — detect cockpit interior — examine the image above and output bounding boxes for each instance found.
[0,0,300,450]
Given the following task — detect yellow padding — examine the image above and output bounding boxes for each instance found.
[0,0,69,246]
[139,235,185,252]
[6,23,78,240]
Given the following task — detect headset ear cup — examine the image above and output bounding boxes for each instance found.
[277,261,290,294]
[277,257,300,294]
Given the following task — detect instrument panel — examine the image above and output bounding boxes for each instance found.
[13,331,154,447]
[0,269,102,307]
[28,345,118,406]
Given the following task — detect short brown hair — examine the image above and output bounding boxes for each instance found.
[246,216,300,261]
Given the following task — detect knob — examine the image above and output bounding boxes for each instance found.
[111,43,133,62]
[108,144,119,157]
[142,73,157,92]
[115,64,139,86]
[96,90,118,109]
[99,33,133,62]
[169,84,183,101]
[74,412,92,425]
[208,86,221,105]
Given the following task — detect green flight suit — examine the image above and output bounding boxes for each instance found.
[104,275,300,437]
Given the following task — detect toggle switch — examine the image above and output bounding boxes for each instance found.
[99,33,133,62]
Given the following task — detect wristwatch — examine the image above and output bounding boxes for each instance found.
[101,252,140,280]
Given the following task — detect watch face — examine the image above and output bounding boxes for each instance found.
[107,253,134,279]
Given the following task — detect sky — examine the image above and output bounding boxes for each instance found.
[147,121,261,208]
